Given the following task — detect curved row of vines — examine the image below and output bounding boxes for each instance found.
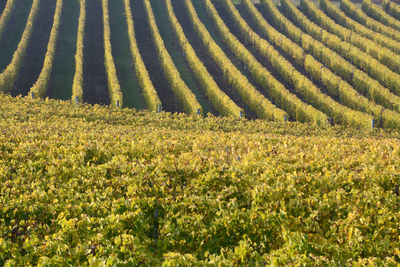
[0,0,400,129]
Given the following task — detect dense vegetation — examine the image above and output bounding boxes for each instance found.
[2,0,400,264]
[1,94,400,265]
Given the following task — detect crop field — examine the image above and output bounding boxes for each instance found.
[2,0,400,265]
[0,0,400,128]
[1,94,400,265]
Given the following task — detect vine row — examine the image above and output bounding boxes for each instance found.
[280,0,400,97]
[165,0,242,117]
[260,0,400,115]
[219,0,372,128]
[30,0,63,98]
[0,0,15,42]
[242,0,400,128]
[144,0,202,115]
[0,0,40,93]
[341,0,400,43]
[320,0,400,61]
[301,0,400,74]
[362,0,400,32]
[123,0,161,112]
[383,0,400,20]
[71,0,85,104]
[102,0,123,107]
[320,0,400,55]
[184,0,287,121]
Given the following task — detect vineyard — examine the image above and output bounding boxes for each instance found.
[2,0,400,264]
[1,94,400,265]
[1,0,400,128]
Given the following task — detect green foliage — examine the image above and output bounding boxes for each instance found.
[1,94,400,265]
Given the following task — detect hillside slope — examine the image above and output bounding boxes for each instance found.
[1,94,400,265]
[2,0,400,129]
